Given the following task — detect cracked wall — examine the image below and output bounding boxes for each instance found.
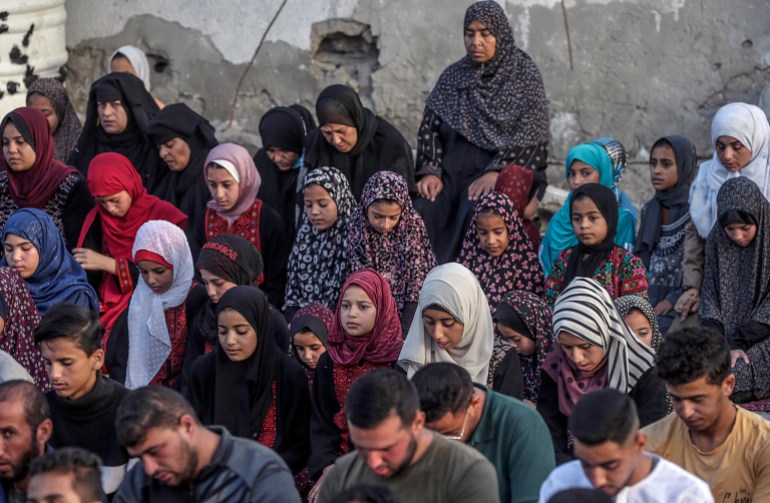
[61,0,770,205]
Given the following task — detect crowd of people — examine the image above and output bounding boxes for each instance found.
[1,1,770,502]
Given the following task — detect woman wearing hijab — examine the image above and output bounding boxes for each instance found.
[347,171,436,334]
[493,290,553,404]
[544,183,647,306]
[634,136,698,335]
[74,152,187,332]
[185,285,309,476]
[284,166,356,319]
[541,140,637,275]
[26,78,83,163]
[615,295,663,352]
[108,45,164,109]
[147,103,219,259]
[397,263,494,385]
[309,269,403,481]
[0,107,93,251]
[1,209,98,314]
[255,105,315,240]
[303,84,415,199]
[70,72,166,193]
[494,162,545,249]
[414,1,549,263]
[204,143,288,309]
[676,103,770,326]
[538,278,667,463]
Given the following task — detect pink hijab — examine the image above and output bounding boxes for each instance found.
[204,143,261,225]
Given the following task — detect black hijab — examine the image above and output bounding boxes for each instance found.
[303,84,415,199]
[564,183,619,285]
[72,72,165,192]
[635,135,698,266]
[213,286,277,437]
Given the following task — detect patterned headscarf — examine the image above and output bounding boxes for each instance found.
[290,301,335,347]
[614,295,663,352]
[348,171,437,314]
[197,234,263,286]
[285,166,356,311]
[494,290,553,403]
[425,1,549,151]
[26,79,83,163]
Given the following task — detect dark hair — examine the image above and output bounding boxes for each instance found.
[411,363,474,423]
[333,484,400,503]
[656,327,731,386]
[29,447,105,502]
[548,488,613,503]
[0,380,50,431]
[33,303,103,356]
[116,386,199,448]
[346,369,419,429]
[569,389,638,446]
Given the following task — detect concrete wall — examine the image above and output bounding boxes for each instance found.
[63,0,770,205]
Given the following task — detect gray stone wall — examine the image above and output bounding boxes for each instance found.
[63,0,770,207]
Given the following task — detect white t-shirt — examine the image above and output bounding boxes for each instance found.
[538,453,713,503]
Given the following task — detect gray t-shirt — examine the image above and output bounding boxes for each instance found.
[318,432,500,503]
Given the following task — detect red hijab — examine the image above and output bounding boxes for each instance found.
[0,107,78,208]
[327,269,403,366]
[77,152,187,258]
[494,163,541,248]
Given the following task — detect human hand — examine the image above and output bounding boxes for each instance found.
[653,299,674,316]
[417,175,444,202]
[468,171,499,201]
[674,288,700,320]
[730,349,749,367]
[72,248,115,274]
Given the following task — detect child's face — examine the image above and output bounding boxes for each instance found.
[568,160,600,191]
[304,183,339,231]
[39,337,101,400]
[496,322,535,356]
[293,330,326,369]
[571,196,608,247]
[724,222,757,247]
[623,309,653,347]
[367,200,403,235]
[476,211,509,257]
[339,285,377,337]
[137,260,174,294]
[649,143,678,191]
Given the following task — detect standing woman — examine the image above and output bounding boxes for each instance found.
[347,171,436,334]
[414,0,549,263]
[74,152,187,332]
[147,103,219,259]
[26,78,83,163]
[204,143,289,309]
[302,84,415,199]
[0,107,93,250]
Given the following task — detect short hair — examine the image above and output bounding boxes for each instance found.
[411,363,474,423]
[28,447,105,502]
[346,369,419,429]
[656,327,731,386]
[569,389,638,446]
[333,484,400,503]
[0,380,50,431]
[33,303,103,356]
[548,488,613,503]
[116,386,200,448]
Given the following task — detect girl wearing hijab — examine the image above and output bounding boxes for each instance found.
[493,290,553,405]
[540,140,637,275]
[0,107,93,250]
[309,269,403,482]
[494,162,545,249]
[256,105,315,240]
[397,263,494,385]
[284,167,356,320]
[108,45,164,109]
[26,78,83,163]
[2,209,98,314]
[538,278,667,463]
[303,84,415,199]
[204,143,288,309]
[186,285,310,475]
[348,171,437,335]
[544,183,647,306]
[74,152,187,332]
[699,177,770,402]
[105,220,204,389]
[634,136,698,335]
[676,103,770,325]
[290,302,333,390]
[147,103,219,259]
[615,295,663,351]
[70,72,166,192]
[414,1,549,263]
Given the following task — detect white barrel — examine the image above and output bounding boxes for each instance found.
[0,0,68,116]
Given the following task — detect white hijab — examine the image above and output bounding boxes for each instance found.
[126,220,193,389]
[689,102,770,237]
[108,45,151,91]
[398,263,493,384]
